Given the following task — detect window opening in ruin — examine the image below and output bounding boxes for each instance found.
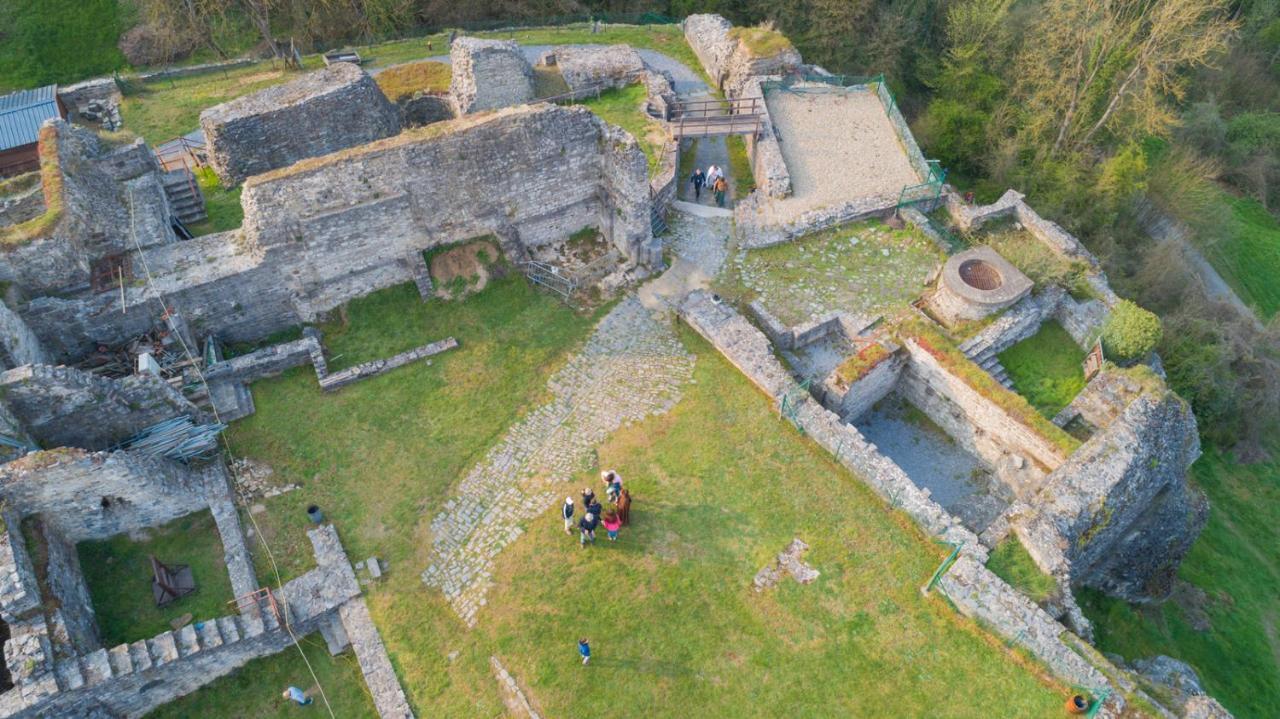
[90,254,131,294]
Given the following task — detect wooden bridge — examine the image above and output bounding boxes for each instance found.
[670,96,764,139]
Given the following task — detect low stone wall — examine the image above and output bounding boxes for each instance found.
[957,288,1064,361]
[38,521,100,655]
[740,77,790,199]
[0,298,48,369]
[401,93,454,127]
[135,58,254,82]
[449,37,534,115]
[205,336,320,384]
[58,78,122,131]
[734,192,896,249]
[318,337,456,391]
[0,507,40,619]
[899,338,1068,474]
[0,364,200,451]
[820,346,903,422]
[874,81,929,181]
[200,63,401,185]
[548,45,644,92]
[1054,293,1108,348]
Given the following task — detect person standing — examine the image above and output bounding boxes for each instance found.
[579,512,598,547]
[602,510,622,541]
[578,638,591,665]
[706,164,722,190]
[581,487,596,512]
[714,176,728,207]
[561,497,575,535]
[616,488,632,526]
[689,167,706,200]
[602,470,622,503]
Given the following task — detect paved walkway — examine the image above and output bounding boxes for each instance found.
[421,209,727,626]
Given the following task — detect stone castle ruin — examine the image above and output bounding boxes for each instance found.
[0,13,1232,717]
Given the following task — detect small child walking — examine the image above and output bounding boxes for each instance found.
[578,638,591,665]
[602,510,622,541]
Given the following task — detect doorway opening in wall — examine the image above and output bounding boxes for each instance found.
[0,618,12,693]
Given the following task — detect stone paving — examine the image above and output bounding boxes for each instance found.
[422,208,727,626]
[421,299,695,625]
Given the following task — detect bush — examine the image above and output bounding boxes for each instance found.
[1102,299,1163,363]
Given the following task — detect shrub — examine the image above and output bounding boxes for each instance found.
[1102,300,1162,363]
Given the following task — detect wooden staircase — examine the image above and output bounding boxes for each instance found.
[162,169,207,227]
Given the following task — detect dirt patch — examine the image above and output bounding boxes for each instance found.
[430,240,500,300]
[1171,579,1214,632]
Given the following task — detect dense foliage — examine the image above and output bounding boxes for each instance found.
[1101,299,1163,364]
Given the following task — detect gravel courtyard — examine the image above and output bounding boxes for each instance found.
[765,86,923,215]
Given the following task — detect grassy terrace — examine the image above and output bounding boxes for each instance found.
[998,321,1087,418]
[1201,194,1280,319]
[373,60,452,101]
[77,511,234,646]
[187,166,243,236]
[965,220,1092,298]
[121,23,706,146]
[189,275,1069,717]
[575,83,665,175]
[728,218,943,326]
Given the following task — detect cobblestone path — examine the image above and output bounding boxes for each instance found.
[422,210,726,626]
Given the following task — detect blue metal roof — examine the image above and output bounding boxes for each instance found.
[0,85,60,152]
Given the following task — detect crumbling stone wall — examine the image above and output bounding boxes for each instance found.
[1014,389,1207,602]
[238,104,652,320]
[0,449,220,543]
[35,521,100,656]
[683,14,802,98]
[449,37,534,114]
[0,183,44,228]
[200,63,401,185]
[0,299,48,369]
[547,45,644,92]
[0,364,200,451]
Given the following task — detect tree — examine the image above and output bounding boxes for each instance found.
[1013,0,1237,158]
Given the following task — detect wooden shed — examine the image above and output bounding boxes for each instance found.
[0,85,66,178]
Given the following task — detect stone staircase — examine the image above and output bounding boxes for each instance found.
[958,335,1014,390]
[162,169,207,226]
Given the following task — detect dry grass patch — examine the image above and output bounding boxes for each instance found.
[729,24,795,57]
[375,60,451,102]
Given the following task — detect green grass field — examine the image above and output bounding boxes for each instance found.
[998,321,1087,418]
[576,83,666,175]
[77,510,235,646]
[1201,194,1280,319]
[726,134,756,199]
[186,166,243,236]
[987,537,1058,604]
[1081,444,1280,719]
[180,278,1071,717]
[148,635,377,718]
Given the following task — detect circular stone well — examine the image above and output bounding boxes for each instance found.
[932,246,1033,324]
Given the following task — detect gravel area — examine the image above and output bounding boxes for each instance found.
[760,86,922,221]
[856,395,1012,533]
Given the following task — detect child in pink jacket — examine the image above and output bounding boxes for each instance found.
[602,511,622,541]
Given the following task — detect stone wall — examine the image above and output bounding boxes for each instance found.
[898,338,1068,476]
[819,345,903,422]
[0,509,40,620]
[37,522,99,656]
[15,104,652,364]
[200,63,401,185]
[0,182,44,228]
[0,525,403,719]
[0,449,220,543]
[1014,389,1207,602]
[874,81,929,181]
[683,14,802,98]
[400,93,455,127]
[548,45,644,92]
[0,299,48,370]
[740,76,790,199]
[449,37,534,115]
[0,364,200,451]
[56,79,122,132]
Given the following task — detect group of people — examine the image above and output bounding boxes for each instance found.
[562,470,632,548]
[689,165,730,208]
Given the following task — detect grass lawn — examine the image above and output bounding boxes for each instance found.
[729,218,943,326]
[147,634,377,719]
[968,221,1092,298]
[726,134,756,199]
[119,23,706,148]
[987,537,1057,604]
[186,166,243,236]
[1081,444,1280,719]
[208,274,1067,715]
[373,60,452,102]
[77,510,235,646]
[575,83,665,176]
[997,321,1087,418]
[1200,194,1280,319]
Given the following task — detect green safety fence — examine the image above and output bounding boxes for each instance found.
[897,160,948,209]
